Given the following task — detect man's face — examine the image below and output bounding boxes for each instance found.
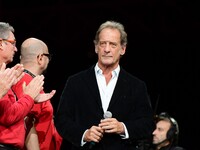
[152,120,171,145]
[95,28,126,69]
[0,31,17,64]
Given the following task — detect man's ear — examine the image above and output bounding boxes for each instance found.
[95,48,98,53]
[37,54,43,65]
[120,47,126,56]
[94,44,98,53]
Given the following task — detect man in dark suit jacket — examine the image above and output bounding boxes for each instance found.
[55,20,155,150]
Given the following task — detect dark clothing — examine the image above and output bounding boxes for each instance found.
[0,144,19,150]
[160,146,186,150]
[149,144,186,150]
[167,147,185,150]
[55,65,155,150]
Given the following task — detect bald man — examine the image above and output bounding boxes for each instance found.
[12,38,62,150]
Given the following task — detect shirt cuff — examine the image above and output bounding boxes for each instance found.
[120,122,129,139]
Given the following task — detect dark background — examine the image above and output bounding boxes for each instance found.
[1,0,199,149]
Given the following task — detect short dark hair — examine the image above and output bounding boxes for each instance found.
[155,112,179,145]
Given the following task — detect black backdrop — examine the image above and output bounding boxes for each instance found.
[1,0,199,149]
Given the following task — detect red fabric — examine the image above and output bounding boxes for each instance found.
[12,73,62,150]
[0,90,34,149]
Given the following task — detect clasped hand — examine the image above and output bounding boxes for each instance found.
[84,118,125,143]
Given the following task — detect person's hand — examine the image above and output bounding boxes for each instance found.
[0,63,24,98]
[84,126,104,143]
[11,63,25,85]
[99,118,125,134]
[22,75,44,100]
[34,90,56,103]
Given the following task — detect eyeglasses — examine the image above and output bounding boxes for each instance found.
[0,38,16,46]
[42,53,52,61]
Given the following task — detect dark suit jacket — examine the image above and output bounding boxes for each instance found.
[149,144,186,150]
[55,65,155,150]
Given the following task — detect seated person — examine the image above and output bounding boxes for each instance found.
[150,112,186,150]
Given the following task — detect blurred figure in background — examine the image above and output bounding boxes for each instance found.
[150,112,186,150]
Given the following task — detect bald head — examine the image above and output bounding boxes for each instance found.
[20,37,48,64]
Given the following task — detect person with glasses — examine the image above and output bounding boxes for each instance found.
[55,20,155,150]
[149,112,186,150]
[0,22,53,150]
[12,37,62,150]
